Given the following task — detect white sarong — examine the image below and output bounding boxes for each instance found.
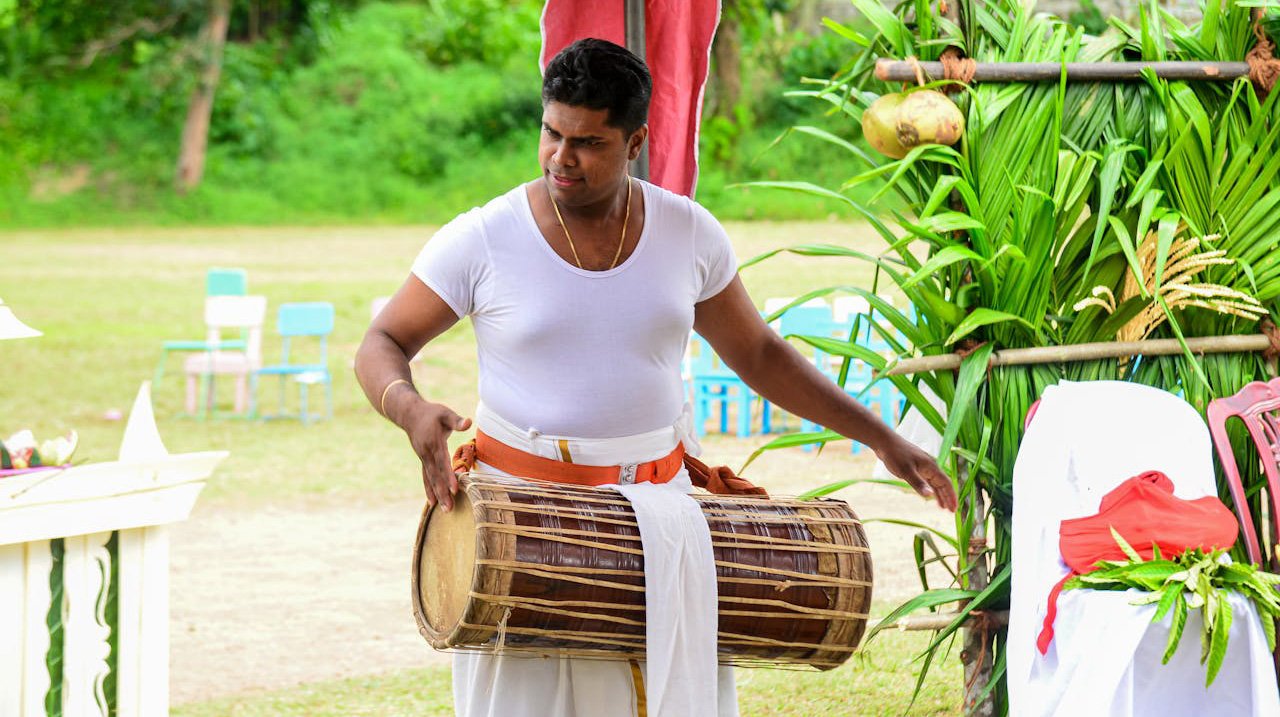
[450,404,737,717]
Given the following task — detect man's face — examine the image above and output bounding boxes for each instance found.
[539,101,645,207]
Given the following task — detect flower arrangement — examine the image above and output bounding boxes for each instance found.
[0,429,78,474]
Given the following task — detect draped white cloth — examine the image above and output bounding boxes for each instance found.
[606,481,719,716]
[1006,380,1280,717]
[451,404,736,717]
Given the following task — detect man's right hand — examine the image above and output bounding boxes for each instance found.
[404,401,472,511]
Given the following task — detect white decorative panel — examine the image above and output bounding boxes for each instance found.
[115,526,170,717]
[61,532,113,717]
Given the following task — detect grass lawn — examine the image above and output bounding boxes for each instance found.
[0,219,888,505]
[172,628,961,717]
[1,220,960,715]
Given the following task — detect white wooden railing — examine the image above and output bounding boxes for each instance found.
[0,385,225,716]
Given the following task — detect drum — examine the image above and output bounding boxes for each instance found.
[411,472,873,669]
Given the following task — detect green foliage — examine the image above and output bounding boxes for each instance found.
[1067,0,1109,35]
[748,0,1280,709]
[701,104,756,165]
[1067,543,1280,686]
[0,0,882,226]
[104,531,119,715]
[45,538,64,717]
[0,0,197,81]
[762,31,861,126]
[417,0,541,67]
[0,1,547,226]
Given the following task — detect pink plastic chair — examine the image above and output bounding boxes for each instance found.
[1205,378,1280,567]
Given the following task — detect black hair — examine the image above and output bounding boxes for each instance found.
[542,38,652,135]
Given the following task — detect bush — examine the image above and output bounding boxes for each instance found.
[756,31,858,127]
[0,0,866,227]
[416,0,542,67]
[0,1,547,226]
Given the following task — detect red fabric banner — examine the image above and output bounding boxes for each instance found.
[540,0,720,197]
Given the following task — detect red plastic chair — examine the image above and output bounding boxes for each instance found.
[1205,378,1280,567]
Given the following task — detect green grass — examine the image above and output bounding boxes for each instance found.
[0,221,886,504]
[2,223,951,714]
[172,628,961,716]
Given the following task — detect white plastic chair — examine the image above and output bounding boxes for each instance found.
[183,295,267,417]
[1007,380,1279,716]
[832,295,871,325]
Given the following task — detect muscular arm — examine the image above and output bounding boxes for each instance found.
[354,276,472,511]
[693,277,957,511]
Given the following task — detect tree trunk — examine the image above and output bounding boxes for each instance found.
[961,489,997,717]
[710,0,742,119]
[175,0,230,195]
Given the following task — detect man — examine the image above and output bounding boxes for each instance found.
[356,38,956,717]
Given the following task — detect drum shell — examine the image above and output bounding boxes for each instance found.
[412,474,873,669]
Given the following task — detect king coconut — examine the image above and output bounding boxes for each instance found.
[862,89,964,159]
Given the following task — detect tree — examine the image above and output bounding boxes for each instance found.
[709,0,743,120]
[175,0,229,193]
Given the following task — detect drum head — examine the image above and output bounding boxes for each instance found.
[418,488,477,636]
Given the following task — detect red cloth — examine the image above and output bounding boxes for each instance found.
[1036,470,1239,654]
[540,0,720,197]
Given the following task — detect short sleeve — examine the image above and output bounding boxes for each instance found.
[411,209,485,318]
[692,202,738,302]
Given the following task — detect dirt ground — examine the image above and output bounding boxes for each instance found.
[169,473,955,705]
[169,497,448,705]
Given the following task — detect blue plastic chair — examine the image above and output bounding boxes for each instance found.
[689,333,769,438]
[154,268,250,386]
[255,302,335,424]
[837,303,908,452]
[842,302,915,450]
[206,268,248,297]
[775,305,842,448]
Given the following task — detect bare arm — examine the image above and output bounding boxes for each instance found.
[693,277,957,511]
[354,276,471,511]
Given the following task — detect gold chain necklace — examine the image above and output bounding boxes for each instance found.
[549,177,632,270]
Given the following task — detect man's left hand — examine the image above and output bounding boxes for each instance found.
[875,437,957,512]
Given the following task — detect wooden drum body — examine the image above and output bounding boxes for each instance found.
[412,472,873,669]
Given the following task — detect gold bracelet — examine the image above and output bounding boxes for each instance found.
[379,378,413,416]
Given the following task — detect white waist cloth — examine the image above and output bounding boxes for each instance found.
[454,404,735,717]
[475,401,703,468]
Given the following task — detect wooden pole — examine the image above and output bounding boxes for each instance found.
[875,59,1251,84]
[961,491,994,717]
[882,334,1272,376]
[624,0,650,181]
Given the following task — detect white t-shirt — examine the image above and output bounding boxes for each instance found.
[412,179,737,438]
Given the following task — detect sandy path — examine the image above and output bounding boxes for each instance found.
[169,480,953,705]
[170,498,450,705]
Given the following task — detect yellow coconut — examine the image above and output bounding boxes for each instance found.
[861,93,910,159]
[895,90,965,148]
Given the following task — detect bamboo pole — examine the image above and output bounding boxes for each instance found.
[895,610,1010,632]
[881,334,1272,376]
[875,59,1251,84]
[961,492,994,717]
